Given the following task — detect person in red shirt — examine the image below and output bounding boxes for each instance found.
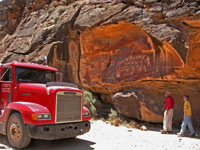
[161,91,175,134]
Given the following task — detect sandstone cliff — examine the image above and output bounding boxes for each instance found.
[0,0,200,124]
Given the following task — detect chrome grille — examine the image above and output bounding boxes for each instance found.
[56,91,82,123]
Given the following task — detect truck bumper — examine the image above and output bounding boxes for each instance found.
[26,121,90,140]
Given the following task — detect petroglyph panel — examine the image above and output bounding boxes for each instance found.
[116,53,154,78]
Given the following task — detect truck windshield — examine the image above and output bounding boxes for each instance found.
[15,67,56,83]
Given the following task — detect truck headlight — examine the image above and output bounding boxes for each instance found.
[32,113,51,120]
[83,111,90,117]
[43,114,50,119]
[37,114,43,119]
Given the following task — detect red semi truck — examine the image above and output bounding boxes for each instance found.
[0,61,91,148]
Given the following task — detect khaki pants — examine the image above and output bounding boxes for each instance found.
[163,109,173,131]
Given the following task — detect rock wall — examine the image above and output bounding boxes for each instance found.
[0,0,200,124]
[0,0,12,23]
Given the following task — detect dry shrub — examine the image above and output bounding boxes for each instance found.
[47,8,54,14]
[83,89,102,118]
[56,6,66,15]
[108,108,120,127]
[108,108,118,120]
[83,89,97,118]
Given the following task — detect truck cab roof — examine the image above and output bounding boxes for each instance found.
[2,62,58,72]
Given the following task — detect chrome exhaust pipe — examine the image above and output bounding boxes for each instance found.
[44,56,47,65]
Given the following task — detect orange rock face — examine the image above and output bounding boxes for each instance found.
[80,21,184,93]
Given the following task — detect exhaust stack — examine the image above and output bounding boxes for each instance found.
[44,56,47,65]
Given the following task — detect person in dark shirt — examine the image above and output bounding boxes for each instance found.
[161,91,175,134]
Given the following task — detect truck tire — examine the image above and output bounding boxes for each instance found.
[7,113,31,149]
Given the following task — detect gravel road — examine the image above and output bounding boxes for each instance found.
[0,120,199,150]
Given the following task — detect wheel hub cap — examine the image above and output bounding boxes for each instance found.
[10,123,21,142]
[10,124,17,135]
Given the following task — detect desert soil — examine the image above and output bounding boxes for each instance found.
[0,120,199,150]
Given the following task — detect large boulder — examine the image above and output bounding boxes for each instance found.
[112,89,164,123]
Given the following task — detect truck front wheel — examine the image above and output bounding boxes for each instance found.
[7,113,31,149]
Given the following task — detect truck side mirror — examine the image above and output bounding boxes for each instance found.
[56,72,63,82]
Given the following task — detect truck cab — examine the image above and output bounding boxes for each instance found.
[0,61,90,148]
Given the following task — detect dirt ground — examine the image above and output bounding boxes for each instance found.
[0,120,199,150]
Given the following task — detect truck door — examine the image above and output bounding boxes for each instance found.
[0,67,12,110]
